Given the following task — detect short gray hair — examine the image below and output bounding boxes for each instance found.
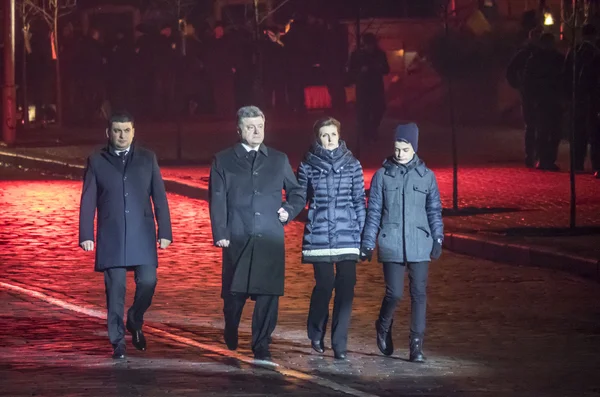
[237,106,265,128]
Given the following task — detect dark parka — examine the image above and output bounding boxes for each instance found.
[209,144,305,297]
[362,156,443,263]
[297,141,366,263]
[79,144,172,271]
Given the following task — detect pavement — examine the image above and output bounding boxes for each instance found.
[1,165,600,396]
[1,115,599,281]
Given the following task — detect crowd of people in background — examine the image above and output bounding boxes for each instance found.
[19,15,353,126]
[507,24,600,178]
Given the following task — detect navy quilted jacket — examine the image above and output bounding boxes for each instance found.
[297,141,366,263]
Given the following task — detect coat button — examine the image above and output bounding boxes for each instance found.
[253,171,258,175]
[123,176,127,180]
[258,234,263,238]
[382,233,386,238]
[125,210,130,214]
[255,212,260,216]
[124,193,128,197]
[253,190,259,195]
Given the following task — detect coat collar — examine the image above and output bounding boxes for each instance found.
[233,142,268,158]
[382,155,427,177]
[304,140,354,173]
[104,140,136,157]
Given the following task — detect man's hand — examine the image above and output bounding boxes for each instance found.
[431,239,442,260]
[216,239,230,248]
[277,207,289,223]
[159,239,171,250]
[80,240,94,251]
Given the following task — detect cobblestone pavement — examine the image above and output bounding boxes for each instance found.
[1,167,600,396]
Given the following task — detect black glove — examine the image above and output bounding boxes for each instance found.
[431,239,442,260]
[360,246,374,262]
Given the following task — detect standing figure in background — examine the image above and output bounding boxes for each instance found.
[522,32,564,171]
[348,33,390,143]
[507,27,542,168]
[565,24,600,177]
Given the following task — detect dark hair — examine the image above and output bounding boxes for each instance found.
[582,24,597,37]
[107,111,134,130]
[539,32,555,45]
[362,33,378,46]
[313,116,341,138]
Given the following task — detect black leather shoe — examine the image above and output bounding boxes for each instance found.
[375,319,394,356]
[224,326,238,351]
[127,324,147,351]
[112,344,126,360]
[409,338,426,363]
[333,350,347,360]
[253,349,272,361]
[311,339,325,354]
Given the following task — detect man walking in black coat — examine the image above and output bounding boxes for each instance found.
[79,111,172,359]
[209,106,305,361]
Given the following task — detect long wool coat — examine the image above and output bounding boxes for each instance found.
[79,144,172,271]
[209,143,305,297]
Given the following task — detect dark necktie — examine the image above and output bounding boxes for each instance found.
[118,151,128,164]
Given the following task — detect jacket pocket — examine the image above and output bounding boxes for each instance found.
[416,226,431,238]
[413,184,428,207]
[377,223,400,258]
[383,185,400,207]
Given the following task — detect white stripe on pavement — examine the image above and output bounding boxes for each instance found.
[0,149,85,168]
[0,281,379,397]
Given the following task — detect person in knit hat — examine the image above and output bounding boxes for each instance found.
[361,122,443,362]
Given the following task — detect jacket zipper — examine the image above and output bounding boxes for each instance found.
[402,174,407,264]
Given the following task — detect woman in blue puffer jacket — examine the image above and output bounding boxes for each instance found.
[297,117,366,360]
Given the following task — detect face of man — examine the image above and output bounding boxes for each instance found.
[394,140,415,164]
[107,121,135,150]
[238,116,265,148]
[318,125,340,150]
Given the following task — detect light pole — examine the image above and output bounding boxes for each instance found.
[2,0,17,145]
[568,0,580,228]
[354,0,361,160]
[443,1,459,211]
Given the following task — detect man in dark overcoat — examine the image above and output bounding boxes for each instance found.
[79,111,172,359]
[209,106,305,361]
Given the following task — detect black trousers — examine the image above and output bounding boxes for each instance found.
[357,100,385,142]
[378,261,428,340]
[104,265,157,348]
[223,293,279,353]
[574,102,600,171]
[535,100,561,167]
[522,95,537,165]
[307,261,356,352]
